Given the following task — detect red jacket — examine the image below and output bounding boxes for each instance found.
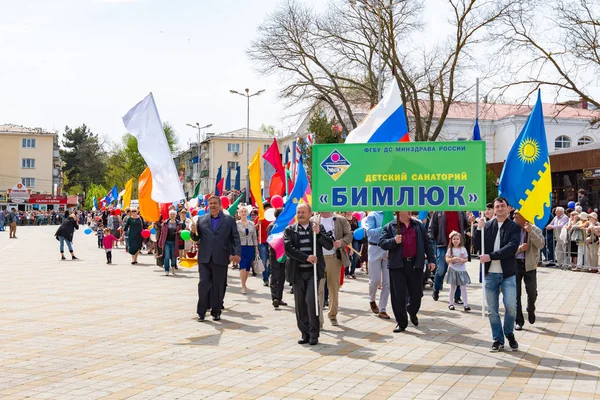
[158,219,182,258]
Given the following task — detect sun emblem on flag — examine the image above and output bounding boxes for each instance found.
[518,138,540,164]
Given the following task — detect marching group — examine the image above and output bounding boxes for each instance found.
[42,190,600,351]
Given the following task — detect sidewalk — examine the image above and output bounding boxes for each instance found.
[1,226,599,399]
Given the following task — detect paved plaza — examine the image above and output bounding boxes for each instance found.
[1,226,600,399]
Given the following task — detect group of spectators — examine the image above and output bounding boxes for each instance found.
[0,209,67,226]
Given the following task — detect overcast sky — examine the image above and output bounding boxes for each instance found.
[2,0,597,150]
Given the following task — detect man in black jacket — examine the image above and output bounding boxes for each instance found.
[284,203,334,345]
[379,212,436,333]
[474,197,521,352]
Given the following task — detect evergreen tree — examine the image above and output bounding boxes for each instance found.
[300,108,341,181]
[61,124,106,196]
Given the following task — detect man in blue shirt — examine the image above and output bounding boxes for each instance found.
[364,211,390,319]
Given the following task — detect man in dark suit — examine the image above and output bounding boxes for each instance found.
[379,212,436,333]
[284,204,333,346]
[474,197,521,352]
[191,195,241,321]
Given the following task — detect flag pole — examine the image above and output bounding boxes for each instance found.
[481,216,486,320]
[313,214,320,317]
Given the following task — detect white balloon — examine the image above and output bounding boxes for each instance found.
[222,209,230,216]
[188,198,198,208]
[150,233,157,242]
[192,215,199,223]
[264,207,276,222]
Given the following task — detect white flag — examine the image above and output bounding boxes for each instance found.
[122,93,185,203]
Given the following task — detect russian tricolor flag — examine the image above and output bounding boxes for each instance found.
[345,81,409,143]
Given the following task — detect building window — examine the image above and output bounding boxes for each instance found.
[22,177,35,187]
[555,135,571,149]
[228,143,240,153]
[264,145,270,153]
[227,161,239,170]
[577,136,594,146]
[22,138,36,148]
[21,158,35,168]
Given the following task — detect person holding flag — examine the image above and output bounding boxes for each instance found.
[284,204,333,345]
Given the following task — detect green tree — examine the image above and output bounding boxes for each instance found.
[259,124,282,137]
[299,108,341,181]
[61,124,107,196]
[84,183,107,210]
[105,122,179,188]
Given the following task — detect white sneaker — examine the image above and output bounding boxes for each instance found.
[165,270,169,276]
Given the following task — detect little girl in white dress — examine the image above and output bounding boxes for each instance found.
[445,231,471,311]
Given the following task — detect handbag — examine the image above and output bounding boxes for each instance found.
[254,254,265,274]
[156,253,164,267]
[559,227,568,243]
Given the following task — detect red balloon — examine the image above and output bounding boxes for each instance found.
[271,195,284,208]
[191,209,198,216]
[141,229,151,238]
[220,196,230,209]
[352,212,361,221]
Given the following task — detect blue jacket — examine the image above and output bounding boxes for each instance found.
[379,218,435,269]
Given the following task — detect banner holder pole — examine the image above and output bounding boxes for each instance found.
[481,214,486,320]
[313,214,320,317]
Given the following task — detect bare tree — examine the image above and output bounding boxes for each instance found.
[249,0,527,141]
[496,0,600,113]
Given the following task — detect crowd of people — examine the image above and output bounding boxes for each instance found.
[24,187,597,351]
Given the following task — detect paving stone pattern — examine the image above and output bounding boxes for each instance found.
[1,226,599,399]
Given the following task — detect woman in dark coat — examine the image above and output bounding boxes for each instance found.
[124,208,144,264]
[55,213,79,260]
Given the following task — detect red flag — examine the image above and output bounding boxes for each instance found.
[399,133,410,142]
[216,178,224,197]
[269,171,285,197]
[262,138,292,192]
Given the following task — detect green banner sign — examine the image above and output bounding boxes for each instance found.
[312,142,486,212]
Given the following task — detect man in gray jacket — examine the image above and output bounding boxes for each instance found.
[513,211,545,331]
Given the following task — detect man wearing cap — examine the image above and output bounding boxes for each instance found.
[513,211,545,331]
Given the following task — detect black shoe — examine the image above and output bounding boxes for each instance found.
[272,299,280,308]
[309,337,318,345]
[515,324,523,331]
[409,314,419,327]
[298,335,309,345]
[71,256,78,260]
[61,256,66,260]
[173,266,179,270]
[432,291,439,301]
[279,300,287,306]
[197,315,205,322]
[490,341,504,352]
[507,334,519,351]
[455,298,464,305]
[252,272,257,277]
[393,324,405,333]
[463,306,471,312]
[528,310,536,325]
[212,314,221,321]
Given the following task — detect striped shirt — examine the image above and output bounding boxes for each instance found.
[298,224,313,268]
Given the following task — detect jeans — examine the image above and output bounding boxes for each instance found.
[485,273,517,344]
[0,220,4,231]
[164,240,175,272]
[368,245,389,313]
[543,229,554,262]
[346,240,361,275]
[58,236,73,253]
[434,247,461,300]
[259,243,270,282]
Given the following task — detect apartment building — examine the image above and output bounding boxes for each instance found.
[175,128,276,199]
[0,124,60,195]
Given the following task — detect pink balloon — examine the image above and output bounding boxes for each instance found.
[141,229,151,238]
[271,195,284,208]
[220,196,230,209]
[352,212,361,221]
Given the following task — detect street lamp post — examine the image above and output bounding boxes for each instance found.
[186,123,212,192]
[230,88,265,202]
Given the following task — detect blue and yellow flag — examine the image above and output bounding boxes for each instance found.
[498,91,552,228]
